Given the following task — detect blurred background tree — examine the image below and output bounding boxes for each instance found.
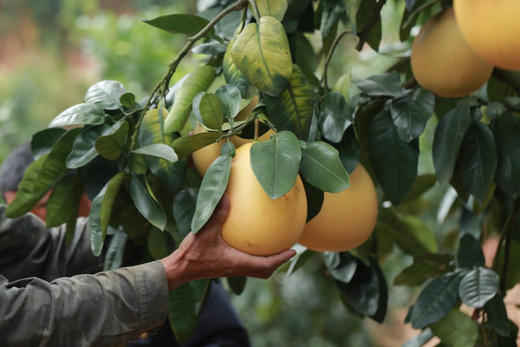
[0,0,475,345]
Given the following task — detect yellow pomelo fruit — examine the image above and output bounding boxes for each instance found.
[411,8,493,98]
[454,0,520,71]
[221,142,308,256]
[191,125,224,175]
[298,164,378,252]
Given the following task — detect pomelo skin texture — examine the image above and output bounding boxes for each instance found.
[454,0,520,71]
[298,164,378,252]
[221,142,308,256]
[411,8,493,98]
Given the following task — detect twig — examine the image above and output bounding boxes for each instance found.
[321,30,354,89]
[355,0,387,51]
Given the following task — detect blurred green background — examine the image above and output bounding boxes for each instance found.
[0,1,448,346]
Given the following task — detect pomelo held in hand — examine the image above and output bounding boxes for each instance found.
[411,8,493,98]
[454,0,520,71]
[298,164,378,252]
[221,142,307,256]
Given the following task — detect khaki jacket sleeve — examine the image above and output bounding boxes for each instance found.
[0,261,169,347]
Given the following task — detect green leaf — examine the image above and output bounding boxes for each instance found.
[85,80,125,110]
[394,253,454,286]
[328,252,358,284]
[88,172,126,256]
[302,180,324,222]
[192,41,226,55]
[256,0,288,21]
[300,141,349,193]
[103,228,127,271]
[459,121,497,202]
[66,125,112,169]
[31,128,67,160]
[337,127,360,174]
[458,266,499,308]
[264,64,314,138]
[403,329,434,347]
[144,14,213,37]
[390,89,435,142]
[355,72,403,98]
[432,102,472,183]
[369,110,418,205]
[132,143,178,162]
[168,280,209,344]
[227,277,247,295]
[215,84,242,120]
[290,34,319,83]
[356,0,382,51]
[493,114,520,196]
[485,293,511,337]
[173,188,198,237]
[49,103,105,128]
[120,92,137,109]
[94,120,130,160]
[45,173,84,228]
[250,131,301,199]
[430,309,479,347]
[410,272,463,329]
[320,0,347,39]
[193,92,225,129]
[171,131,221,157]
[165,66,216,133]
[129,175,167,231]
[402,174,437,202]
[320,91,353,143]
[230,16,292,96]
[456,234,485,268]
[191,155,231,233]
[223,33,249,97]
[148,227,171,260]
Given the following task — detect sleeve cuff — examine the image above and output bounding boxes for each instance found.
[133,261,169,332]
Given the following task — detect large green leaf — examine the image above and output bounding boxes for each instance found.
[192,92,225,129]
[458,266,499,308]
[256,0,288,21]
[493,114,520,196]
[369,110,418,205]
[129,175,167,231]
[410,272,463,329]
[300,141,349,193]
[223,33,249,97]
[103,228,127,271]
[144,14,213,37]
[191,155,232,233]
[485,293,511,337]
[390,89,435,142]
[49,103,105,128]
[459,121,497,202]
[394,253,454,286]
[171,131,221,158]
[132,144,178,162]
[31,128,67,160]
[84,80,125,110]
[88,172,126,256]
[165,66,216,133]
[250,131,301,199]
[355,0,382,51]
[337,126,360,174]
[289,33,318,84]
[168,280,209,344]
[320,91,353,143]
[355,72,403,98]
[215,85,242,120]
[319,0,347,39]
[264,65,314,138]
[66,125,112,169]
[173,188,198,237]
[432,102,472,183]
[430,309,479,347]
[45,173,84,228]
[227,277,247,295]
[94,120,130,160]
[456,234,485,268]
[403,329,434,347]
[230,16,292,96]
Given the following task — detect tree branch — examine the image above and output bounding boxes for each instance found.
[321,30,354,89]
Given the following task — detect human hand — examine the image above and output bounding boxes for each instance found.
[160,195,296,290]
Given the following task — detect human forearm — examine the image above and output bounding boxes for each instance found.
[0,261,168,346]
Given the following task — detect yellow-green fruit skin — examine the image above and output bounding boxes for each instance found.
[221,143,308,256]
[454,0,520,71]
[411,8,493,98]
[298,164,378,252]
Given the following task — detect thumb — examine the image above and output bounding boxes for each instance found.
[208,194,230,226]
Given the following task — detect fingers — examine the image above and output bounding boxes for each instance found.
[233,248,297,279]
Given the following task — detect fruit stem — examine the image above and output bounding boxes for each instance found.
[254,118,259,140]
[321,29,354,89]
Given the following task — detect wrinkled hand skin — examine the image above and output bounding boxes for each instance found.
[161,195,296,290]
